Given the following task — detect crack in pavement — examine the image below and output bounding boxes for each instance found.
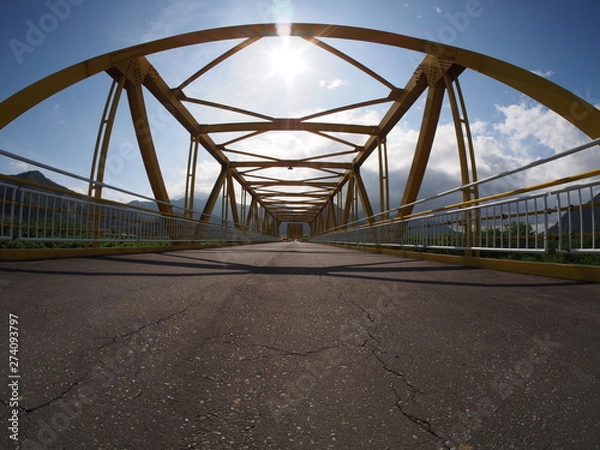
[259,344,339,357]
[85,302,201,353]
[337,288,450,447]
[338,291,422,396]
[370,350,424,398]
[26,302,204,414]
[394,392,451,449]
[216,334,341,361]
[23,378,85,413]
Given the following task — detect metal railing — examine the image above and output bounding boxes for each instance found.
[313,139,600,255]
[0,180,277,245]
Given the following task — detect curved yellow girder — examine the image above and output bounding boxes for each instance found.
[2,23,599,138]
[1,23,598,235]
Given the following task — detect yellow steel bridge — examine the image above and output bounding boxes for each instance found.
[1,24,599,280]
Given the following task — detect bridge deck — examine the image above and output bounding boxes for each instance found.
[1,242,598,449]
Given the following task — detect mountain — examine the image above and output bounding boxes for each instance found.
[0,170,78,215]
[8,170,74,193]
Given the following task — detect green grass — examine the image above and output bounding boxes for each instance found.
[0,240,170,249]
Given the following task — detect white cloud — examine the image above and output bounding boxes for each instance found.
[435,6,443,13]
[531,69,555,78]
[361,101,596,211]
[167,159,222,200]
[494,101,588,155]
[319,78,348,90]
[9,160,30,173]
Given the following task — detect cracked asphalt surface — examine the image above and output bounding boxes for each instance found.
[0,241,599,449]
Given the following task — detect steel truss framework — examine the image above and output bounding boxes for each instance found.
[1,24,599,237]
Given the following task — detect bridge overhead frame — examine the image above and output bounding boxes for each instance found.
[1,24,599,255]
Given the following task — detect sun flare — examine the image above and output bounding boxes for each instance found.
[269,41,307,83]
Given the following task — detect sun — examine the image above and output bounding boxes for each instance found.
[269,40,307,83]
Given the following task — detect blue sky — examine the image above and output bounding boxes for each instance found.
[0,0,599,208]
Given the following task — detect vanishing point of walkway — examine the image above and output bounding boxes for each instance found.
[1,242,598,449]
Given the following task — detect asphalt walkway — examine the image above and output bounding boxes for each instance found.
[1,242,598,449]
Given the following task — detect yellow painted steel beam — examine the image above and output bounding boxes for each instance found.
[220,130,268,148]
[259,192,329,198]
[182,96,274,122]
[200,167,227,223]
[221,147,281,162]
[303,36,397,91]
[176,37,261,91]
[342,175,355,226]
[354,57,464,168]
[184,135,199,218]
[119,58,278,225]
[445,75,473,192]
[299,149,359,162]
[300,94,401,122]
[354,170,375,223]
[89,76,125,199]
[273,208,317,214]
[263,199,324,205]
[2,23,598,233]
[113,57,277,227]
[127,62,227,165]
[226,172,241,226]
[250,181,339,187]
[254,190,331,198]
[245,196,257,228]
[126,82,174,218]
[268,210,323,216]
[312,59,462,226]
[3,24,598,138]
[327,199,338,230]
[230,161,351,169]
[308,131,362,149]
[200,120,378,135]
[377,138,390,216]
[276,217,313,223]
[398,77,446,219]
[312,58,441,226]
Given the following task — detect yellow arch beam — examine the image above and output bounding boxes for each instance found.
[2,23,598,138]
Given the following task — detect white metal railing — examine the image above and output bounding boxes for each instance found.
[0,181,277,246]
[0,144,280,247]
[312,181,599,254]
[312,139,600,255]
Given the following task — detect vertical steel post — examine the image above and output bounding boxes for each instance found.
[89,76,125,198]
[226,171,240,227]
[184,135,199,219]
[343,175,355,228]
[88,76,125,245]
[445,75,480,252]
[378,137,390,220]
